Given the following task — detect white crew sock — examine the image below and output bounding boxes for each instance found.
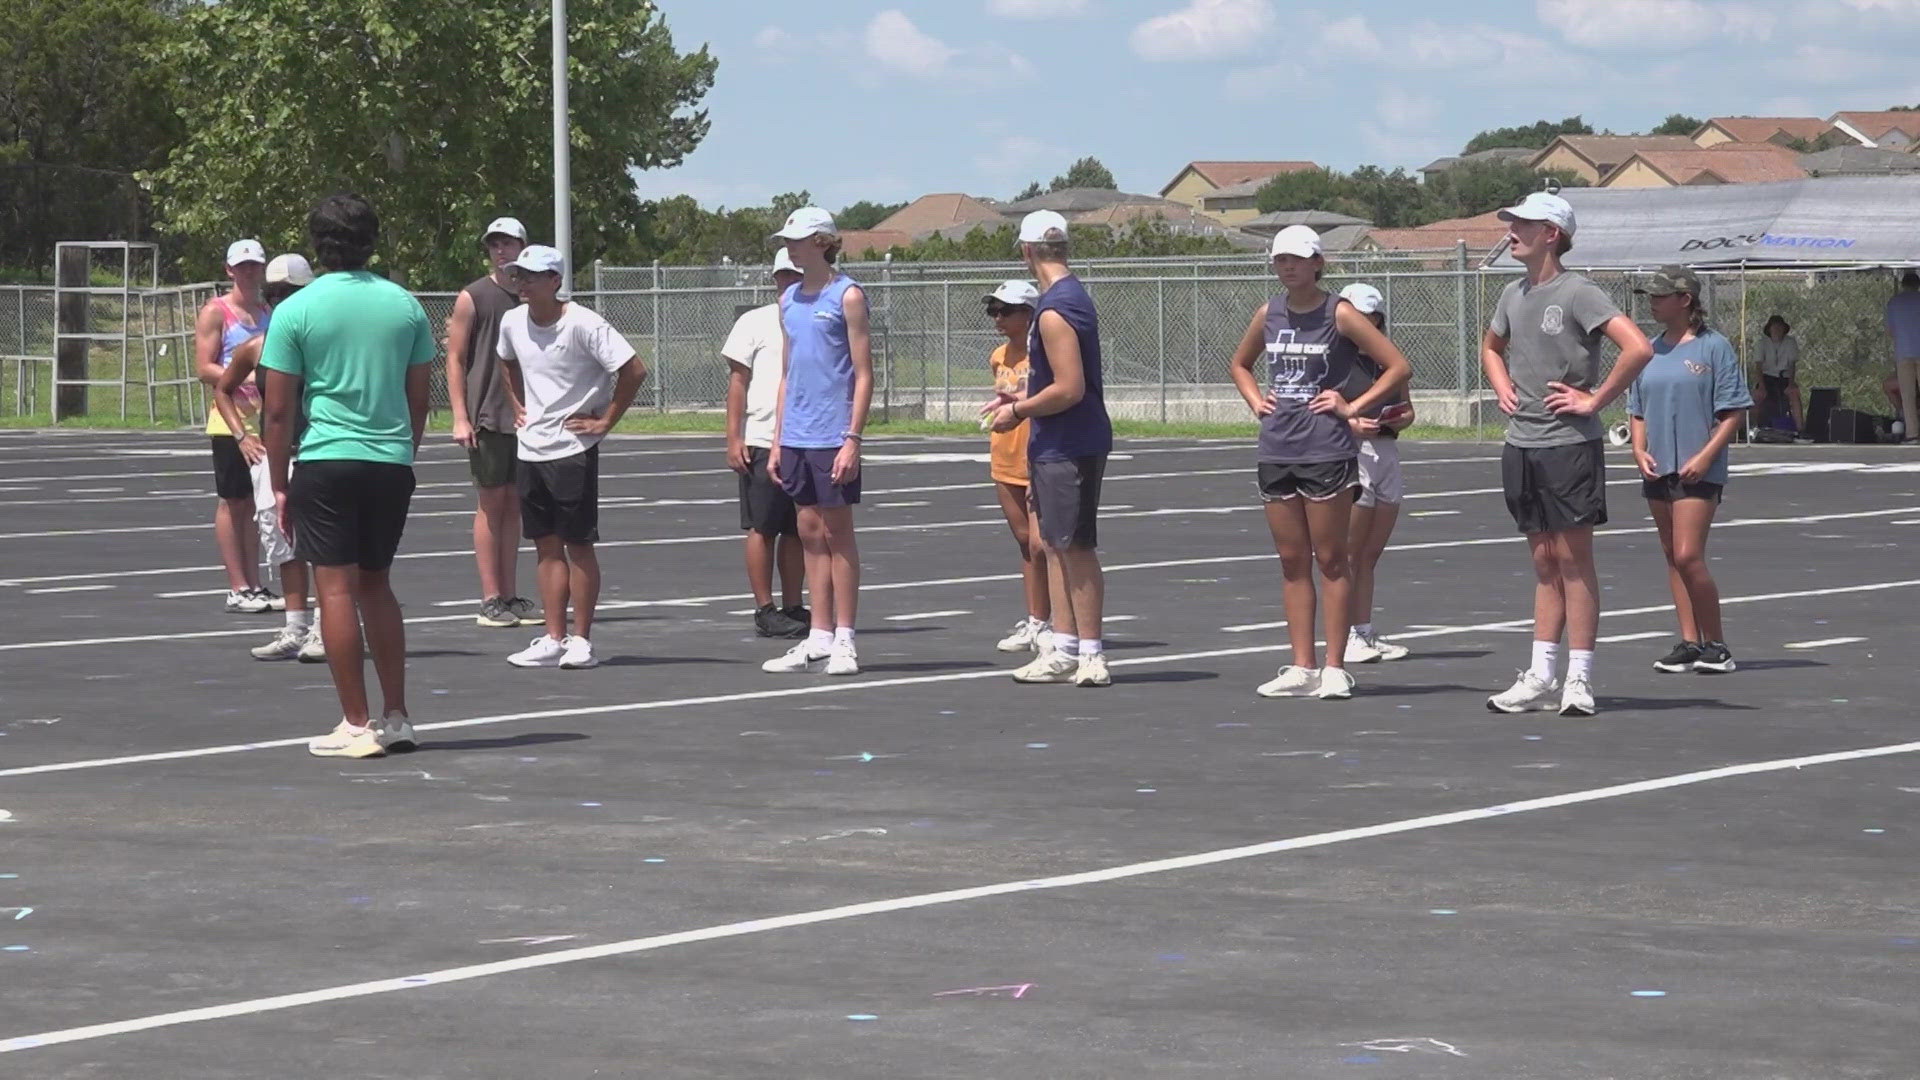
[1353,622,1373,640]
[1080,637,1104,657]
[833,626,856,646]
[1054,634,1080,658]
[807,628,833,653]
[288,609,313,630]
[1568,649,1595,681]
[1530,640,1560,680]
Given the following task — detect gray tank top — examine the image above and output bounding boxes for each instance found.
[1257,293,1359,464]
[462,275,522,432]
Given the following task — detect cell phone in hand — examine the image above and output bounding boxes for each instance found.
[1379,402,1412,422]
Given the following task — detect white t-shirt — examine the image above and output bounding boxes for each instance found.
[496,303,636,462]
[720,302,782,449]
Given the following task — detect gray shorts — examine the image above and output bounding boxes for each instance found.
[1029,455,1105,550]
[1355,437,1404,507]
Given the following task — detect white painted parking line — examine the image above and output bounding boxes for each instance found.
[1104,614,1139,623]
[67,487,125,494]
[1784,636,1866,649]
[874,500,932,508]
[1221,620,1286,633]
[154,589,233,599]
[22,584,115,595]
[1408,510,1460,517]
[884,610,972,621]
[1595,631,1669,644]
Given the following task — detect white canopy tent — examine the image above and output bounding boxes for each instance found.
[1490,176,1920,270]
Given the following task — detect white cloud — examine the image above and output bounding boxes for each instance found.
[1319,15,1382,55]
[1535,0,1774,49]
[975,132,1059,176]
[986,0,1089,16]
[861,10,1034,84]
[1222,60,1306,102]
[1399,22,1594,83]
[1359,87,1448,162]
[1130,0,1275,62]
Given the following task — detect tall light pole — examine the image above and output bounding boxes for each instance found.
[551,0,572,293]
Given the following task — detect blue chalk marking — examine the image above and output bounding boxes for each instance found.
[403,977,429,984]
[1341,1054,1381,1064]
[348,897,371,904]
[579,802,602,808]
[1630,990,1666,997]
[11,908,30,920]
[1216,722,1250,728]
[846,1014,878,1021]
[1157,953,1185,962]
[1892,938,1917,946]
[643,857,665,864]
[813,770,834,776]
[3,945,27,952]
[858,752,874,762]
[0,874,16,879]
[1523,735,1543,741]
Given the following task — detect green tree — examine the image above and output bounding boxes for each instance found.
[1253,168,1354,215]
[1,0,185,272]
[1649,113,1703,136]
[836,199,907,231]
[1048,155,1117,192]
[1422,159,1588,221]
[1013,180,1045,201]
[1462,116,1592,154]
[151,0,715,285]
[877,218,1233,261]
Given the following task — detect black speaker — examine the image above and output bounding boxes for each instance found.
[1806,387,1841,442]
[1829,408,1880,444]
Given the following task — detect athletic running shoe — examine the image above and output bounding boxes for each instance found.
[825,640,860,676]
[1073,652,1111,687]
[307,720,385,758]
[763,641,829,674]
[754,604,808,639]
[1559,674,1596,717]
[253,587,285,612]
[1653,640,1702,673]
[1256,665,1319,698]
[559,636,598,670]
[226,589,270,614]
[506,596,542,626]
[1344,632,1382,664]
[250,625,306,661]
[1314,666,1356,700]
[997,617,1047,653]
[782,604,812,627]
[508,635,568,668]
[476,597,518,628]
[1487,671,1560,713]
[1692,641,1736,674]
[1013,650,1078,683]
[297,626,327,663]
[379,715,417,753]
[1371,636,1410,661]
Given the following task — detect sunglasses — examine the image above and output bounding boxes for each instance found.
[985,303,1029,318]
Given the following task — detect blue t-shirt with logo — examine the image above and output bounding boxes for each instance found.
[1027,275,1112,461]
[1627,329,1752,487]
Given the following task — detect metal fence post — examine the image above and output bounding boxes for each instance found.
[881,254,893,424]
[651,259,664,413]
[1156,277,1167,423]
[1454,241,1470,415]
[940,283,951,422]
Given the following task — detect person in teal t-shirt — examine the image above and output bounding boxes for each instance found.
[260,192,435,760]
[1628,265,1751,678]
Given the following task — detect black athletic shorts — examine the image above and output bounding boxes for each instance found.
[1257,459,1360,503]
[1642,474,1723,504]
[468,429,518,489]
[1030,454,1105,550]
[738,446,798,536]
[1502,441,1607,534]
[289,459,416,571]
[519,445,600,543]
[210,436,252,500]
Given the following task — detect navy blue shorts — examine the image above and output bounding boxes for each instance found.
[777,446,861,508]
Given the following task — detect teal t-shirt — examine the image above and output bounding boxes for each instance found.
[1627,329,1752,487]
[259,270,435,465]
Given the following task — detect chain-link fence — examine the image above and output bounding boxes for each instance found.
[1,261,1908,428]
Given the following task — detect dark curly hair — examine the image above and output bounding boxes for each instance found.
[308,193,378,271]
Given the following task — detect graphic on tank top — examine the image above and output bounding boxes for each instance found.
[1266,327,1332,403]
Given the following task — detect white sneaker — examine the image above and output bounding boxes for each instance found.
[250,625,305,661]
[226,589,269,614]
[1073,652,1111,687]
[826,640,860,676]
[508,635,568,668]
[1487,671,1560,714]
[255,587,285,612]
[307,720,385,758]
[1344,632,1382,664]
[297,626,327,663]
[378,716,417,753]
[996,618,1047,653]
[1372,636,1410,661]
[1256,665,1319,697]
[763,641,829,674]
[1559,674,1596,717]
[1013,649,1079,683]
[559,636,598,670]
[1314,666,1356,700]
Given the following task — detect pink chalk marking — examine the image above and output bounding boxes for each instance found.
[932,983,1033,999]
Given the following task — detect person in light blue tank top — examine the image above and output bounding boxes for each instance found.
[1227,226,1411,702]
[763,207,874,677]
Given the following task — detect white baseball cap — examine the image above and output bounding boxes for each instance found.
[1016,210,1070,246]
[1497,191,1576,236]
[1339,282,1383,315]
[510,245,565,276]
[984,280,1040,307]
[772,206,837,241]
[771,248,802,277]
[225,239,266,266]
[483,217,528,242]
[1267,225,1322,260]
[265,253,315,287]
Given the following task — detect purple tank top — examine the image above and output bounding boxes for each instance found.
[1256,293,1358,464]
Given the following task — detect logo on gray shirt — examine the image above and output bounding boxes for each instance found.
[1540,305,1564,336]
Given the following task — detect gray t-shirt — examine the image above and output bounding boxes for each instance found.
[1490,272,1623,447]
[1627,330,1752,487]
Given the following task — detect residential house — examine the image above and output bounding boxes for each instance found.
[1829,110,1920,149]
[836,229,917,259]
[1692,116,1843,149]
[1797,145,1920,177]
[1002,187,1236,235]
[1195,178,1293,225]
[1358,211,1511,257]
[1417,147,1537,179]
[871,193,1005,237]
[1238,210,1372,251]
[1599,143,1808,188]
[1530,135,1698,183]
[1158,160,1318,210]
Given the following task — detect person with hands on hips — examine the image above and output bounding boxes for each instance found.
[1333,282,1416,666]
[1482,191,1654,718]
[760,208,875,678]
[1628,266,1750,676]
[1226,226,1412,703]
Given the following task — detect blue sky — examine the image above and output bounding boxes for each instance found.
[636,0,1920,211]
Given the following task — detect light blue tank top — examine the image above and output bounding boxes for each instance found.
[779,274,857,449]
